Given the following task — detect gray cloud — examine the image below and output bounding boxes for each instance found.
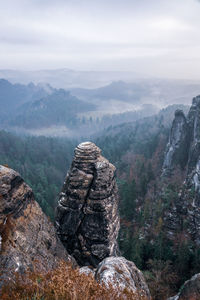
[0,0,200,79]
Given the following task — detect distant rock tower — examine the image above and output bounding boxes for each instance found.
[162,109,189,177]
[161,96,200,244]
[162,96,200,185]
[56,142,120,267]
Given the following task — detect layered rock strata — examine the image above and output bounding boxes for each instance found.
[0,165,73,284]
[56,142,120,267]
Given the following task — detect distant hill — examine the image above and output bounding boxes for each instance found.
[71,81,149,103]
[0,78,158,136]
[10,89,96,129]
[0,77,197,138]
[0,69,140,89]
[0,79,96,134]
[0,79,51,120]
[71,79,200,107]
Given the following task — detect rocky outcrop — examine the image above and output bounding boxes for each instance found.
[56,141,120,267]
[162,109,189,177]
[55,142,152,298]
[161,96,200,244]
[168,273,200,300]
[162,96,200,183]
[186,96,200,188]
[0,164,151,299]
[0,165,73,284]
[95,256,151,299]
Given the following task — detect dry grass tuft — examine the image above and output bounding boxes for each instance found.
[0,215,13,252]
[1,261,149,300]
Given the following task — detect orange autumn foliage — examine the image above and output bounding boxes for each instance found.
[1,261,149,300]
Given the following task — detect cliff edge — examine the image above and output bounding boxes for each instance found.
[0,165,73,284]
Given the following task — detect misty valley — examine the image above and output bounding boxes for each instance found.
[2,0,200,298]
[1,71,200,300]
[0,75,199,137]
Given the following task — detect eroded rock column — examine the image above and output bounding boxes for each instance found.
[162,109,189,177]
[56,142,120,267]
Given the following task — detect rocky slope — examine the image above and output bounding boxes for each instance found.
[0,165,73,284]
[56,141,120,267]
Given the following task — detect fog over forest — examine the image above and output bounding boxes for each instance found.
[1,1,200,300]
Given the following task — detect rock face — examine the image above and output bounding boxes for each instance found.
[95,256,151,299]
[186,96,200,189]
[161,96,200,244]
[0,165,73,283]
[162,109,189,177]
[162,96,200,181]
[168,273,200,300]
[56,142,120,267]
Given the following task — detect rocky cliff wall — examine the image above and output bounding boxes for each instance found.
[162,96,200,182]
[161,96,200,244]
[162,109,189,176]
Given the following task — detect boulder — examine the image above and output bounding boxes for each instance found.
[95,256,151,299]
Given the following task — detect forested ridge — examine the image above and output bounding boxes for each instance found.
[0,130,76,219]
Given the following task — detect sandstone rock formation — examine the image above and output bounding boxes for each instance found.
[161,96,200,244]
[168,273,200,300]
[162,96,200,181]
[186,96,200,189]
[0,163,151,299]
[95,256,151,299]
[0,165,73,284]
[56,141,120,267]
[162,109,189,177]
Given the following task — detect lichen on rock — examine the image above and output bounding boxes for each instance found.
[95,256,151,299]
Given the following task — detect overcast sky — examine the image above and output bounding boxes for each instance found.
[1,0,200,79]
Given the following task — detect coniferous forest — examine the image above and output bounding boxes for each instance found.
[1,1,200,297]
[1,102,199,299]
